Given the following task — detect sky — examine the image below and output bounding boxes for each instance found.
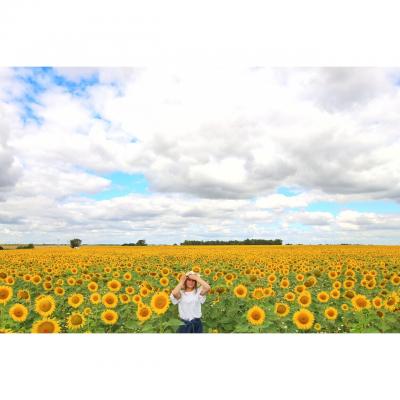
[1,67,400,244]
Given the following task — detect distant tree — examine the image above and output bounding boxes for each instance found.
[70,238,82,248]
[136,239,147,246]
[16,243,35,249]
[180,238,282,246]
[0,246,4,250]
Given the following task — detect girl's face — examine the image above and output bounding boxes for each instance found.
[185,277,196,289]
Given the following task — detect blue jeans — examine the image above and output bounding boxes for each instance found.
[177,318,203,333]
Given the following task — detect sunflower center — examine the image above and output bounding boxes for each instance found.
[277,305,286,314]
[141,308,149,317]
[356,298,367,307]
[106,313,114,321]
[299,314,309,324]
[155,297,166,308]
[252,311,261,320]
[71,315,83,325]
[39,322,55,333]
[40,300,52,311]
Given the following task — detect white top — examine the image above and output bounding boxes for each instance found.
[170,287,206,321]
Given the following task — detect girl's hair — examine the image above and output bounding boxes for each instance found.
[183,277,197,291]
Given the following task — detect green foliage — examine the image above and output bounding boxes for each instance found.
[16,243,35,249]
[70,238,82,248]
[122,239,147,246]
[180,238,283,246]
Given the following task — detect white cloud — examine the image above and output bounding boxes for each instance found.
[1,67,400,244]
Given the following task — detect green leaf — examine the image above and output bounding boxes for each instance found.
[124,320,138,330]
[166,318,183,328]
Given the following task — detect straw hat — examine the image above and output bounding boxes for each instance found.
[185,271,200,277]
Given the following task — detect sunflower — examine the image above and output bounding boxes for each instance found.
[317,292,330,303]
[390,275,400,286]
[324,307,338,320]
[83,307,92,316]
[251,287,264,300]
[90,292,101,304]
[314,323,321,332]
[330,289,340,300]
[351,294,371,311]
[17,289,30,302]
[35,295,56,317]
[113,292,126,303]
[343,280,355,289]
[372,297,383,309]
[274,302,290,317]
[132,294,142,304]
[293,308,314,330]
[341,303,349,311]
[137,305,152,322]
[0,286,13,305]
[9,303,29,322]
[150,292,170,315]
[101,310,119,325]
[384,294,398,311]
[140,287,150,297]
[125,286,135,295]
[107,279,122,292]
[54,286,65,296]
[159,277,169,287]
[102,292,118,308]
[123,272,132,281]
[280,279,290,289]
[67,312,86,330]
[247,306,265,326]
[67,277,76,286]
[233,284,247,298]
[87,282,98,292]
[68,293,84,308]
[32,318,61,333]
[294,284,306,294]
[297,291,312,308]
[284,292,296,302]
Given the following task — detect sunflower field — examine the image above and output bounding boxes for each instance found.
[0,245,399,333]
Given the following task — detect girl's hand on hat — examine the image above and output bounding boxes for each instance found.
[179,274,187,285]
[188,273,199,281]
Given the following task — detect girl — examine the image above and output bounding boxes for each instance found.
[170,271,211,333]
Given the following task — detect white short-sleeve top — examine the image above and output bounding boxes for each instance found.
[170,287,206,321]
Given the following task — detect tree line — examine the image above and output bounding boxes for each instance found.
[180,238,283,246]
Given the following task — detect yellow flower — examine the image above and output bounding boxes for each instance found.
[0,286,13,305]
[317,291,330,303]
[351,294,371,311]
[35,295,56,317]
[107,279,122,292]
[102,292,118,308]
[293,309,314,330]
[324,307,338,320]
[274,302,290,317]
[150,292,170,315]
[137,305,152,322]
[246,306,265,326]
[32,318,61,333]
[233,284,247,298]
[101,310,119,325]
[9,303,29,322]
[67,312,86,330]
[68,293,84,308]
